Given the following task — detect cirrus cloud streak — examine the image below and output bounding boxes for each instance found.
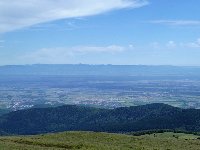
[149,20,200,26]
[0,0,148,33]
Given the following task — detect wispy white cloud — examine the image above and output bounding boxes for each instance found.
[149,42,160,49]
[26,21,79,31]
[21,45,133,64]
[166,41,176,48]
[20,39,200,64]
[0,40,5,48]
[71,45,126,53]
[182,38,200,48]
[149,20,200,26]
[0,0,148,33]
[149,39,200,50]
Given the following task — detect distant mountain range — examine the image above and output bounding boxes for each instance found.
[0,103,200,135]
[1,64,200,76]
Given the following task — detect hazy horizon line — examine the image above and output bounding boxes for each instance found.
[1,63,200,67]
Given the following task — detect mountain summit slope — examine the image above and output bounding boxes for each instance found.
[0,131,200,150]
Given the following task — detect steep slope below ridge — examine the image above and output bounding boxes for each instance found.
[0,103,200,135]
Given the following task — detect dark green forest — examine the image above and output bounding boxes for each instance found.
[0,103,200,135]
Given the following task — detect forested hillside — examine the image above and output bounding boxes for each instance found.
[0,103,200,135]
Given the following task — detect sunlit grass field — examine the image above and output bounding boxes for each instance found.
[0,131,200,150]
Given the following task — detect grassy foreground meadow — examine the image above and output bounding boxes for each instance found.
[0,132,200,150]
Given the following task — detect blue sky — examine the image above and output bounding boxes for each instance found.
[0,0,200,66]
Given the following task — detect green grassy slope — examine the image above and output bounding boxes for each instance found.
[0,132,200,150]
